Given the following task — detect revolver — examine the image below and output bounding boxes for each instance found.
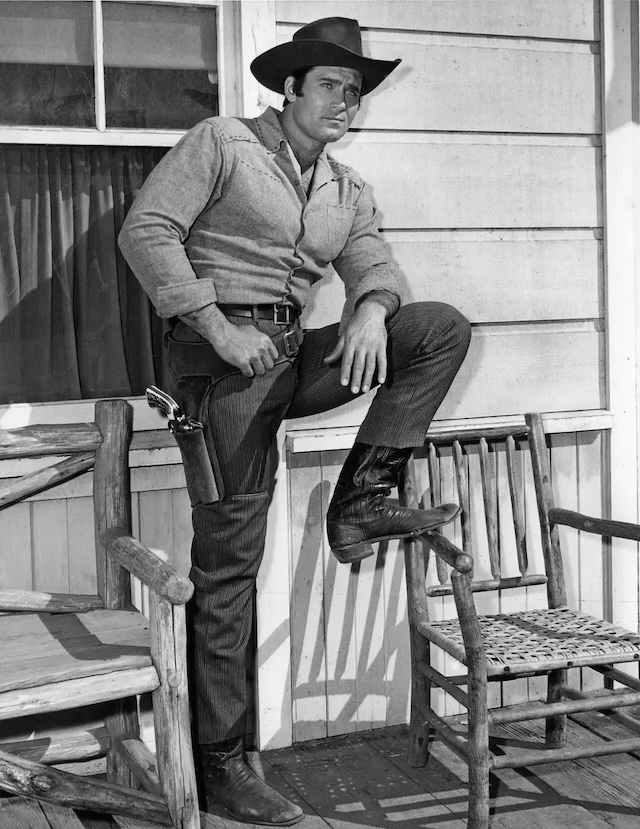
[146,385,219,505]
[146,385,202,435]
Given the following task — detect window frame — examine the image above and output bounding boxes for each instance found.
[0,0,254,430]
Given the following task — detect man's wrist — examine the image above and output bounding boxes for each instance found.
[355,290,398,320]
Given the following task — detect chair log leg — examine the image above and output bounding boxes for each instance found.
[466,672,490,829]
[407,630,432,767]
[545,668,567,748]
[150,593,200,829]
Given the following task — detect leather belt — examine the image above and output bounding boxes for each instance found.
[218,303,301,324]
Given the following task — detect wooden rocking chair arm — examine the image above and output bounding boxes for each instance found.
[423,531,474,573]
[101,527,194,605]
[549,507,640,542]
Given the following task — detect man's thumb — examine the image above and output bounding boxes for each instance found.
[323,336,344,364]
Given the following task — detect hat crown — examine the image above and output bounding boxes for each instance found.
[292,17,363,57]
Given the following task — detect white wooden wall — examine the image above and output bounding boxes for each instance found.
[257,0,614,749]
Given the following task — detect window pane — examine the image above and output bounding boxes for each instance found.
[103,3,219,129]
[0,1,94,127]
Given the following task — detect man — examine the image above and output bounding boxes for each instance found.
[119,17,471,827]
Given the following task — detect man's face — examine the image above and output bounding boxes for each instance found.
[285,65,363,146]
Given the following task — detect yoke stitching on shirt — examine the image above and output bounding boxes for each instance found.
[235,157,283,184]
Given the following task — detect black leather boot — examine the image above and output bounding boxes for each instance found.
[200,737,303,825]
[327,442,459,564]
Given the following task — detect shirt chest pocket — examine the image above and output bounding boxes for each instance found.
[304,201,357,264]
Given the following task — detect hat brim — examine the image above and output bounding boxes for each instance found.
[250,40,401,97]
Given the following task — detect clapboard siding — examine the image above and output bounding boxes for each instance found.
[289,322,604,432]
[331,135,601,229]
[278,29,600,134]
[287,431,606,731]
[304,231,602,327]
[276,0,599,41]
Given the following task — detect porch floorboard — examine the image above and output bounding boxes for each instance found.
[2,713,640,828]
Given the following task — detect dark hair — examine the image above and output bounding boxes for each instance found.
[282,66,312,106]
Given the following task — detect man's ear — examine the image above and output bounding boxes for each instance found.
[283,75,297,104]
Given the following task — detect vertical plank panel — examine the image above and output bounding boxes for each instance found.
[289,452,327,742]
[466,444,500,710]
[171,487,193,577]
[550,433,582,692]
[523,443,548,702]
[437,446,463,717]
[382,537,411,727]
[130,492,143,612]
[0,502,32,589]
[67,496,97,595]
[138,490,174,617]
[577,432,606,692]
[321,449,358,736]
[353,548,386,731]
[496,443,529,707]
[32,500,69,592]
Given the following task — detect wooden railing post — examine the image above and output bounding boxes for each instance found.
[94,399,133,610]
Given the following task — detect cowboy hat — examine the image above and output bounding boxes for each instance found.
[250,17,401,97]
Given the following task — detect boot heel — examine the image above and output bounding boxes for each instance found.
[332,541,374,564]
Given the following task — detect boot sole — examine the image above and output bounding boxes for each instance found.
[331,507,461,564]
[206,796,305,826]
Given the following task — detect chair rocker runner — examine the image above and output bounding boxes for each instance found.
[400,413,640,829]
[0,399,199,829]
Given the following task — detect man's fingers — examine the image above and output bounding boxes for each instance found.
[360,352,377,393]
[376,346,387,386]
[323,336,345,365]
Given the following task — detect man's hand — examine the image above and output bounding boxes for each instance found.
[210,323,279,377]
[179,304,278,378]
[324,298,388,393]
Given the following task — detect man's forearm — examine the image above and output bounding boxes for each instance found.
[179,303,235,347]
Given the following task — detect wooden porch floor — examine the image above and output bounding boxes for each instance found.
[2,714,640,829]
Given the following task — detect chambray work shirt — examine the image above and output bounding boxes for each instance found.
[118,107,407,328]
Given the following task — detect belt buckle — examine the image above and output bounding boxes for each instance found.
[274,305,291,324]
[282,328,299,357]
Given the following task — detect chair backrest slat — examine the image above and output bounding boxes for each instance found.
[506,435,528,575]
[427,442,449,585]
[453,441,473,554]
[478,438,500,579]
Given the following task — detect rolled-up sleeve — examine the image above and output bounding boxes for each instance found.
[332,181,410,330]
[118,120,226,318]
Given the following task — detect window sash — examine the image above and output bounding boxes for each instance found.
[0,0,237,145]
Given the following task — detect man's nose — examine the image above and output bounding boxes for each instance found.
[331,89,348,108]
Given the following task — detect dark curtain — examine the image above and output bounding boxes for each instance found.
[0,144,167,403]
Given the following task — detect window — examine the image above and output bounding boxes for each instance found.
[0,0,235,405]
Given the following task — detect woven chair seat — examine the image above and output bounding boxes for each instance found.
[420,606,640,676]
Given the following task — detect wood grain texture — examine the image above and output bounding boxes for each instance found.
[276,0,599,40]
[280,30,600,134]
[331,136,600,230]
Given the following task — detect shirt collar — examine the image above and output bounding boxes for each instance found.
[255,107,336,183]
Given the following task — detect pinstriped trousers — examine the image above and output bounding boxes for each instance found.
[182,301,471,744]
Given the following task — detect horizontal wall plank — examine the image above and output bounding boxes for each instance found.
[289,321,605,429]
[276,1,598,41]
[278,30,599,134]
[330,135,600,228]
[303,231,601,326]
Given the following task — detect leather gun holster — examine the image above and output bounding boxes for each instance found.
[165,334,239,505]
